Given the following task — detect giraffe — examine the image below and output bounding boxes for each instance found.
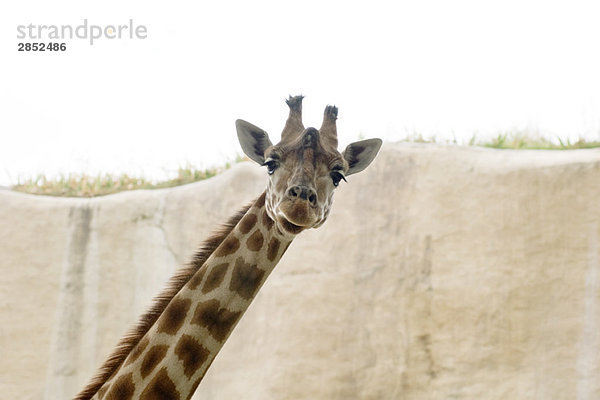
[74,95,382,400]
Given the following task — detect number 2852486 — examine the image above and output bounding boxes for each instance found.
[18,43,67,51]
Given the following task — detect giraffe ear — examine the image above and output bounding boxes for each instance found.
[236,119,273,165]
[342,138,383,176]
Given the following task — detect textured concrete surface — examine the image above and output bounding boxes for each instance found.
[1,143,600,400]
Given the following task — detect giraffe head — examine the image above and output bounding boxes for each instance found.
[236,95,382,236]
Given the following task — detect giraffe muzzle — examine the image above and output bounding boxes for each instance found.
[278,187,319,229]
[287,185,317,207]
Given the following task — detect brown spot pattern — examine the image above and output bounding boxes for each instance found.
[105,373,134,400]
[214,235,240,257]
[262,210,274,230]
[201,263,229,294]
[267,237,281,262]
[186,354,217,398]
[230,257,265,300]
[255,192,266,208]
[157,298,191,335]
[141,345,169,379]
[238,213,257,234]
[188,266,206,290]
[139,367,180,400]
[246,230,264,252]
[125,336,149,366]
[175,334,210,378]
[73,202,256,400]
[191,299,241,342]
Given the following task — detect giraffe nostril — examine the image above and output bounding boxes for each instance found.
[288,185,317,205]
[288,187,300,198]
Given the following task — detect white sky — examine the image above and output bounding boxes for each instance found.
[1,0,600,186]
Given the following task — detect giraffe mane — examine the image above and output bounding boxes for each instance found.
[73,198,256,400]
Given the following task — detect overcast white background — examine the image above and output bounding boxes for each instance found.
[1,0,600,186]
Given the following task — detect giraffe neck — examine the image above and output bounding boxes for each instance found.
[94,191,294,400]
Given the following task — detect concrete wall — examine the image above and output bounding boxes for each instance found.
[1,144,600,400]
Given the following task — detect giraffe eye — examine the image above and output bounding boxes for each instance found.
[263,159,279,175]
[330,171,346,187]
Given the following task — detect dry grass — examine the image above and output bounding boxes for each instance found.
[401,131,600,150]
[11,134,600,197]
[12,158,246,198]
[481,132,600,150]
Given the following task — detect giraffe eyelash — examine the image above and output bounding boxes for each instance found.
[330,171,346,187]
[262,159,279,175]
